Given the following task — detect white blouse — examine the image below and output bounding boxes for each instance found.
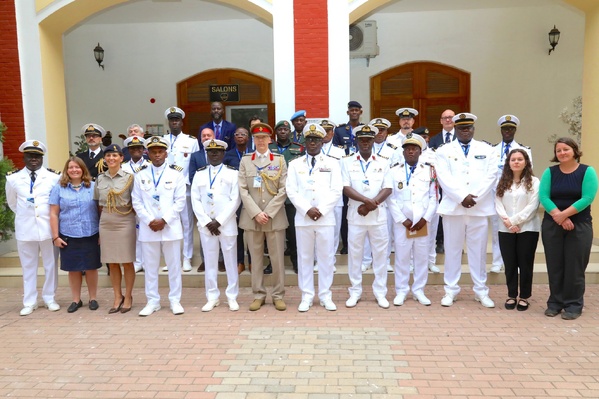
[495,176,541,233]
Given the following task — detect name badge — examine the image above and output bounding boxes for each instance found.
[152,195,160,207]
[362,179,370,191]
[26,197,35,207]
[253,176,262,188]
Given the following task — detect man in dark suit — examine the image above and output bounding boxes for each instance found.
[429,109,456,149]
[76,123,106,179]
[332,100,364,155]
[189,128,214,185]
[198,101,237,148]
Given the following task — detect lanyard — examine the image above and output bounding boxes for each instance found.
[359,157,371,176]
[306,155,316,176]
[128,160,137,174]
[169,133,178,151]
[208,164,223,189]
[461,143,470,157]
[235,148,247,160]
[277,143,290,154]
[405,163,417,186]
[151,166,166,190]
[375,141,386,155]
[322,142,332,156]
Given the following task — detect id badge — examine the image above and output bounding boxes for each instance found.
[362,179,370,191]
[253,176,262,188]
[349,146,356,154]
[26,197,35,207]
[152,194,160,207]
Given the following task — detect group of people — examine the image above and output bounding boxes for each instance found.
[5,102,597,321]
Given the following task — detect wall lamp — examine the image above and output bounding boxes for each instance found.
[94,43,105,70]
[548,25,560,55]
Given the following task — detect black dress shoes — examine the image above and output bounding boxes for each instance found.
[264,264,272,275]
[88,300,99,311]
[544,308,561,317]
[340,247,348,255]
[68,300,83,313]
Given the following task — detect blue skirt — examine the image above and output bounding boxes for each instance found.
[59,233,102,272]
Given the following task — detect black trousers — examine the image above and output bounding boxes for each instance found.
[541,218,593,314]
[285,202,297,266]
[498,231,539,299]
[340,195,349,249]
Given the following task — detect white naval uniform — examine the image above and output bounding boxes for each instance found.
[386,132,406,148]
[287,153,343,304]
[387,161,438,297]
[132,163,186,307]
[123,159,151,270]
[164,133,200,262]
[489,141,533,268]
[363,141,401,266]
[435,139,496,298]
[190,163,240,302]
[341,153,392,300]
[419,148,440,266]
[321,142,346,254]
[5,167,60,308]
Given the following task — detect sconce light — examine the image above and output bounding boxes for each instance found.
[93,43,105,70]
[548,25,560,55]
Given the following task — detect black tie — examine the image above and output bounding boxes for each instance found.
[311,157,316,168]
[90,152,96,160]
[445,132,451,143]
[30,171,36,183]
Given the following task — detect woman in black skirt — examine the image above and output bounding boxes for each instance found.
[50,157,101,313]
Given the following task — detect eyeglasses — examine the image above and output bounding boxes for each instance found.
[441,116,454,120]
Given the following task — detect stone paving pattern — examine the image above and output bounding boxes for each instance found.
[0,284,598,398]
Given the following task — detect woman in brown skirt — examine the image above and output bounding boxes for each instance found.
[94,144,136,313]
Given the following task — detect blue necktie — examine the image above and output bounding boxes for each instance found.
[445,132,451,143]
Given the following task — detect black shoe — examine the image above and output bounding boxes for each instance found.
[516,298,529,312]
[88,300,99,311]
[264,264,272,275]
[284,248,291,256]
[340,247,348,255]
[561,311,581,320]
[504,298,517,310]
[68,300,83,313]
[218,261,226,272]
[544,308,561,317]
[435,244,445,254]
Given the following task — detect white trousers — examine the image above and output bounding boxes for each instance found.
[134,216,143,268]
[180,189,195,261]
[333,206,342,255]
[17,239,58,307]
[392,223,429,296]
[200,231,239,301]
[297,225,335,303]
[489,215,504,267]
[348,223,388,299]
[428,213,440,265]
[142,240,182,305]
[362,208,393,265]
[442,215,489,297]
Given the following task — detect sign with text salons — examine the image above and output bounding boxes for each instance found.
[209,85,240,102]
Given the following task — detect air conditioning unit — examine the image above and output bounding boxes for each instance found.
[350,20,379,59]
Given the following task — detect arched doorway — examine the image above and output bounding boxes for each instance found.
[177,69,274,137]
[370,62,470,136]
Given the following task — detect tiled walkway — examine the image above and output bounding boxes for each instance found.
[0,284,598,398]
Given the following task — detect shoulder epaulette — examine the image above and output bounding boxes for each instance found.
[517,142,530,149]
[170,165,183,172]
[135,164,148,173]
[482,140,492,146]
[6,168,19,176]
[327,154,340,160]
[196,165,208,172]
[378,154,389,160]
[386,143,398,150]
[336,145,345,149]
[226,164,238,171]
[342,153,353,158]
[272,153,282,157]
[424,162,433,167]
[47,168,61,175]
[345,125,350,131]
[493,142,501,147]
[390,162,400,169]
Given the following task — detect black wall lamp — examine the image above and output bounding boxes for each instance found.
[94,43,105,70]
[548,25,560,55]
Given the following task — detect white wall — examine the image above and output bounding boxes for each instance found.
[63,18,274,146]
[350,2,584,174]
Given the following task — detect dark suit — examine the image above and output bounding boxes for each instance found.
[429,130,455,150]
[198,120,237,148]
[188,150,208,185]
[76,149,104,178]
[332,123,364,155]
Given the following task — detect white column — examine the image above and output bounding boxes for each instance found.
[272,0,295,121]
[328,0,350,123]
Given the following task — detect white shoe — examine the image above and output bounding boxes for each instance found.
[413,292,432,306]
[475,295,495,308]
[171,302,185,315]
[361,263,372,272]
[428,264,441,273]
[376,296,390,309]
[45,301,60,312]
[313,264,319,272]
[161,266,168,272]
[139,304,161,316]
[409,264,414,273]
[345,296,360,308]
[228,299,239,311]
[320,299,337,311]
[490,264,504,273]
[201,300,220,312]
[333,266,337,273]
[393,294,406,306]
[298,300,312,312]
[20,304,37,316]
[182,259,192,272]
[386,264,394,272]
[441,294,455,307]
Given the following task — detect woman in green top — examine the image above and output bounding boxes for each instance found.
[539,137,598,320]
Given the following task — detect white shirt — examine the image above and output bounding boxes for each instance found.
[164,132,200,184]
[494,177,541,233]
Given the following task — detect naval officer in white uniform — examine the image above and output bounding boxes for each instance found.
[132,136,187,316]
[191,139,241,312]
[6,140,61,315]
[287,123,343,312]
[435,113,497,308]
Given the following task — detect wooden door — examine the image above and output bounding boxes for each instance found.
[371,62,470,137]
